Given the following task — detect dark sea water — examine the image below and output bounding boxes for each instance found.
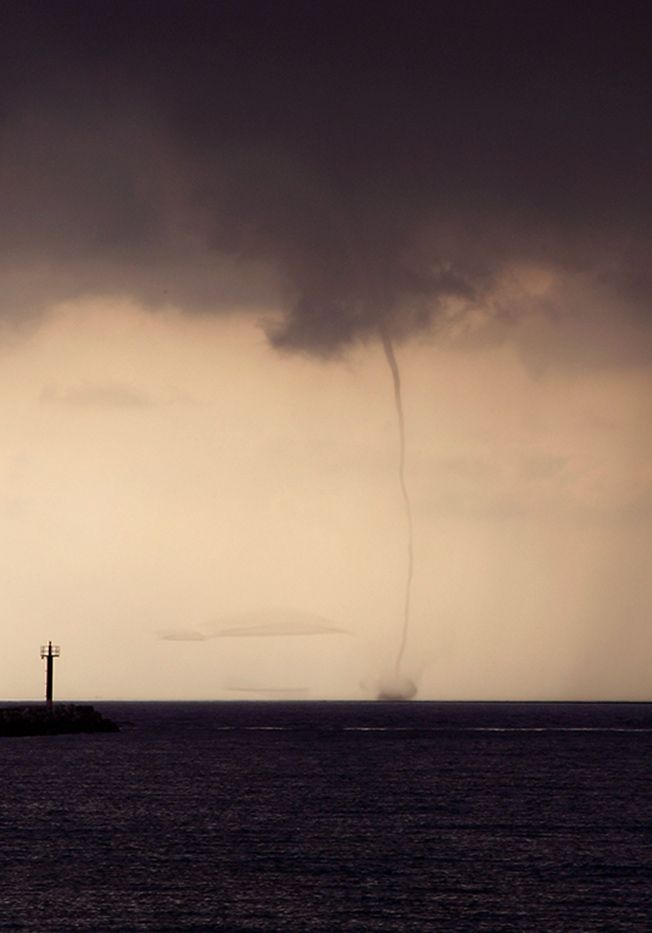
[1,701,650,931]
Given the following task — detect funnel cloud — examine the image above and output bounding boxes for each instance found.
[380,326,415,679]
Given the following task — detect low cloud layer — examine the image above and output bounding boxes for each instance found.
[160,609,347,642]
[1,2,650,362]
[41,382,154,409]
[226,686,311,699]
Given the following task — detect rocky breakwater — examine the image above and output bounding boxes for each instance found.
[0,704,119,736]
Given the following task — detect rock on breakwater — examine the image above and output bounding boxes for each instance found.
[0,704,119,736]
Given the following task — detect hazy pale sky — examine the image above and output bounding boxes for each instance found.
[2,290,651,700]
[2,2,650,699]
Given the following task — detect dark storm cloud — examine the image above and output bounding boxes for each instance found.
[1,1,650,356]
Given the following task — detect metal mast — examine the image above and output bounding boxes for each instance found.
[40,641,60,712]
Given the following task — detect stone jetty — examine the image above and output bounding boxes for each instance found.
[0,704,119,736]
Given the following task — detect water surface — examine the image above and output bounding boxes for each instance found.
[1,701,650,930]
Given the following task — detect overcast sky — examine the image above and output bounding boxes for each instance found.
[1,1,650,699]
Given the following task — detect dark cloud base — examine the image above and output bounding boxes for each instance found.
[1,1,650,358]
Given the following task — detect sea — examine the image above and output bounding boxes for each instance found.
[1,701,650,931]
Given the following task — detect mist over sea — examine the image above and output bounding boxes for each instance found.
[1,701,650,931]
